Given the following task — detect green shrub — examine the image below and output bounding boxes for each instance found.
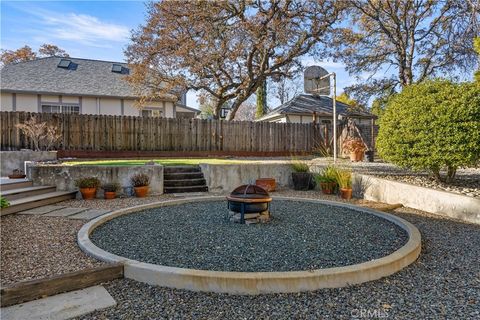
[335,168,352,189]
[130,173,150,187]
[75,177,101,189]
[314,165,338,183]
[101,182,121,192]
[290,159,310,173]
[1,196,9,208]
[377,80,480,182]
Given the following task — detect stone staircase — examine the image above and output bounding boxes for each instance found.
[0,180,77,216]
[163,166,208,193]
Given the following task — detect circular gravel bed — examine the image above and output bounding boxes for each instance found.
[90,200,408,272]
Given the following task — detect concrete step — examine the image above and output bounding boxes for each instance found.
[164,185,208,193]
[164,172,204,180]
[163,166,201,174]
[0,191,77,216]
[164,178,207,188]
[1,185,57,201]
[0,180,33,191]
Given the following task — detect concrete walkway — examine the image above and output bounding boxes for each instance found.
[18,205,111,220]
[1,285,116,320]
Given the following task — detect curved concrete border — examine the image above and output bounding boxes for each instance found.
[78,196,421,295]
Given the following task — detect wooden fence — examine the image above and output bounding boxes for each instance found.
[0,112,323,155]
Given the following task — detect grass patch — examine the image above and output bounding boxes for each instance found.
[63,158,265,166]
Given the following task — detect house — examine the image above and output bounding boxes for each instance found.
[0,56,199,118]
[256,94,375,125]
[257,93,378,152]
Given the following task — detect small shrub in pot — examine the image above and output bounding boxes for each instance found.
[102,182,121,200]
[335,169,353,199]
[75,177,100,200]
[290,159,314,191]
[314,165,338,194]
[130,173,150,197]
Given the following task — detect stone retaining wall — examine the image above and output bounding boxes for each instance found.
[0,150,57,176]
[27,164,164,197]
[361,174,480,224]
[199,163,294,193]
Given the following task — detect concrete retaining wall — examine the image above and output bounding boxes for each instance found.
[362,174,480,224]
[0,150,57,176]
[199,163,294,193]
[27,164,164,197]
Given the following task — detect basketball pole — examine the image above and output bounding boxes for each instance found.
[313,72,337,163]
[332,72,337,164]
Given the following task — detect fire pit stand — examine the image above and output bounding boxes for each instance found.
[226,184,272,224]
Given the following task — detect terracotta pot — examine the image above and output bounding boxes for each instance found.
[134,186,149,198]
[349,151,364,162]
[104,191,116,200]
[255,178,276,192]
[8,174,26,179]
[80,187,97,200]
[340,188,352,200]
[320,182,337,194]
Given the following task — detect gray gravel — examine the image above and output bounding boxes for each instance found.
[90,200,407,272]
[0,215,105,286]
[76,207,480,319]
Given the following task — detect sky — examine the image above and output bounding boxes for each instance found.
[1,0,368,109]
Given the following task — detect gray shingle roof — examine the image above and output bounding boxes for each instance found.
[257,94,374,120]
[0,56,157,99]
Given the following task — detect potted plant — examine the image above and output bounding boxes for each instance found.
[1,196,10,209]
[290,159,313,191]
[342,138,367,162]
[8,169,26,179]
[102,182,121,200]
[75,177,100,200]
[335,168,353,200]
[314,165,338,194]
[255,178,276,192]
[131,173,150,197]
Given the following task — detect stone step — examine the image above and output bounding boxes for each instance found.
[164,172,204,180]
[0,185,57,201]
[163,166,201,174]
[0,180,33,191]
[164,178,207,187]
[164,185,208,193]
[0,191,77,216]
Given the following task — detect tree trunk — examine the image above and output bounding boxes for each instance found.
[446,166,457,183]
[255,80,268,119]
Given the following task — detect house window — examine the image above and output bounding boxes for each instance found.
[42,104,80,114]
[141,109,163,117]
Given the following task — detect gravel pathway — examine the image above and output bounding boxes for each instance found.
[0,215,105,286]
[58,194,177,211]
[90,200,407,272]
[76,207,480,320]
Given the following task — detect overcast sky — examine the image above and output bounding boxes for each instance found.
[1,1,372,109]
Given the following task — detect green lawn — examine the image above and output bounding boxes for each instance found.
[63,158,274,166]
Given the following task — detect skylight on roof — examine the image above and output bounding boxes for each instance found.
[58,59,71,68]
[112,64,123,73]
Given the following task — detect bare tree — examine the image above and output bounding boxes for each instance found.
[38,44,69,58]
[126,0,342,120]
[329,0,480,102]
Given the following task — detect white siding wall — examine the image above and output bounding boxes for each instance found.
[124,99,140,116]
[99,98,122,115]
[42,95,60,103]
[0,92,13,111]
[82,97,97,115]
[62,96,80,104]
[16,94,37,112]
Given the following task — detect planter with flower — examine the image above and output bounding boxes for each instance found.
[314,165,338,194]
[102,182,121,200]
[342,138,367,162]
[335,168,353,200]
[75,177,101,200]
[131,173,150,198]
